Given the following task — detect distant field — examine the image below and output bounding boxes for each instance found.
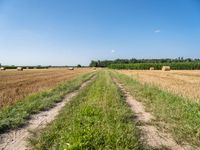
[1,69,200,149]
[118,70,200,102]
[0,68,93,107]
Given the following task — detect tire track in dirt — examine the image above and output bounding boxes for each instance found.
[113,78,197,150]
[0,77,95,150]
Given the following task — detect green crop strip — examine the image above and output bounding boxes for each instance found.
[0,72,95,133]
[29,70,143,150]
[108,62,200,70]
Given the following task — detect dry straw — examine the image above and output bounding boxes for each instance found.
[162,66,171,71]
[0,67,6,71]
[150,67,155,70]
[68,67,74,70]
[17,67,23,71]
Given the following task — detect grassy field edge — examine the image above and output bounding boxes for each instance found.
[0,72,95,133]
[111,70,200,147]
[29,70,144,150]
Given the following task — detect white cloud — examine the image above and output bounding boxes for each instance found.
[154,29,161,33]
[111,49,116,53]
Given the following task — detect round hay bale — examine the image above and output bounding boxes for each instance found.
[150,67,154,70]
[162,66,170,71]
[17,67,23,71]
[68,67,74,70]
[0,67,6,71]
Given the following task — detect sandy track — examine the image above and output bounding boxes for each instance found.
[113,78,196,150]
[0,77,94,150]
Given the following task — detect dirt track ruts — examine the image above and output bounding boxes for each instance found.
[113,78,196,150]
[0,77,94,150]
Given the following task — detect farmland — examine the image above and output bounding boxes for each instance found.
[0,68,93,107]
[30,71,142,149]
[112,70,200,148]
[1,0,199,149]
[0,69,200,149]
[118,70,200,102]
[108,62,200,70]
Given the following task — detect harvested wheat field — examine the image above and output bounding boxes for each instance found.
[1,1,200,149]
[118,70,200,102]
[0,68,93,107]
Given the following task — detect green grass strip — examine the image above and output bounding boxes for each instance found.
[0,72,95,133]
[29,70,143,150]
[111,71,200,147]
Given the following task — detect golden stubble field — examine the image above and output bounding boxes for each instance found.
[118,70,200,102]
[0,68,93,107]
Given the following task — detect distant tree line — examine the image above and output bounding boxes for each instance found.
[0,65,49,69]
[109,62,200,70]
[0,64,85,69]
[89,58,200,67]
[89,58,200,70]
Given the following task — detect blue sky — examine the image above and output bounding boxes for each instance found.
[0,0,200,66]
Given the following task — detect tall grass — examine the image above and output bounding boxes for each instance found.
[0,73,94,133]
[112,71,200,147]
[29,71,143,150]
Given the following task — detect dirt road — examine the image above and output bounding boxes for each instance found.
[113,78,196,150]
[0,78,94,150]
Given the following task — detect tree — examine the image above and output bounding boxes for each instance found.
[77,64,81,68]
